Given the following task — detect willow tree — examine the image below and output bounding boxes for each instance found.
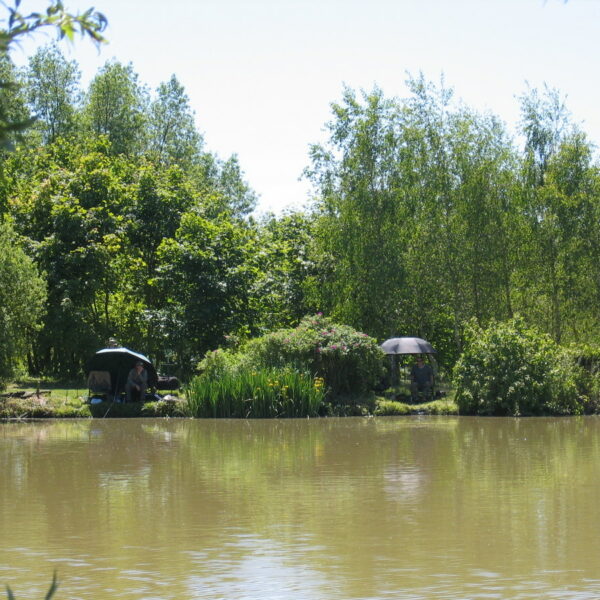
[306,77,520,361]
[514,86,589,343]
[306,86,409,339]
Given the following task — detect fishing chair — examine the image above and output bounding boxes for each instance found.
[87,370,112,402]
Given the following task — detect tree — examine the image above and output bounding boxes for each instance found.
[7,139,134,376]
[149,74,202,167]
[306,86,409,338]
[25,44,81,142]
[155,204,257,371]
[214,154,257,216]
[519,84,570,186]
[0,54,29,150]
[0,54,29,215]
[0,220,46,386]
[516,86,581,343]
[250,210,318,331]
[83,61,148,156]
[306,76,521,363]
[193,152,258,218]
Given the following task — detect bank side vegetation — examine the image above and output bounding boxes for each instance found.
[2,10,600,415]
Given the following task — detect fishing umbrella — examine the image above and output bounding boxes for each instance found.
[86,347,158,392]
[380,337,436,355]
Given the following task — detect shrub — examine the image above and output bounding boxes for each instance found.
[196,346,239,378]
[198,315,385,398]
[453,318,584,416]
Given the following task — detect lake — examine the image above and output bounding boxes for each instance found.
[2,416,600,599]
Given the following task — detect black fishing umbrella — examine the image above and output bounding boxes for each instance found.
[86,347,158,392]
[380,337,436,355]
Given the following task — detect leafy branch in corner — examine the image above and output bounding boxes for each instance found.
[0,0,107,146]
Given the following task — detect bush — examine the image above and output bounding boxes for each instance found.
[198,314,384,398]
[453,318,584,416]
[560,343,600,414]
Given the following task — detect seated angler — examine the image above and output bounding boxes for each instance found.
[126,361,148,402]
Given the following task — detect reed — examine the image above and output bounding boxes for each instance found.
[184,368,325,418]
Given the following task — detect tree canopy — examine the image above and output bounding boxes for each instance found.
[3,36,600,381]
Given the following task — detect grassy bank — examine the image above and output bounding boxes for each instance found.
[0,379,184,419]
[374,397,458,416]
[0,380,458,419]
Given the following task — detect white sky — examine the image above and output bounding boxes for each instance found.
[10,0,600,213]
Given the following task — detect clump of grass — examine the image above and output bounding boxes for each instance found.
[184,368,325,418]
[425,400,459,415]
[374,399,411,416]
[374,398,458,416]
[141,400,183,417]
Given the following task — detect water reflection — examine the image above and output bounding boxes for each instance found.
[2,417,600,598]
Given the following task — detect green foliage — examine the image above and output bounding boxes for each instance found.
[0,395,90,419]
[5,43,600,393]
[306,77,519,363]
[453,318,583,416]
[0,221,46,388]
[0,55,30,150]
[184,368,325,418]
[149,74,203,167]
[155,206,257,371]
[0,0,106,147]
[199,314,384,397]
[251,211,318,331]
[374,398,458,417]
[25,44,81,143]
[374,397,457,416]
[196,346,239,378]
[82,61,149,156]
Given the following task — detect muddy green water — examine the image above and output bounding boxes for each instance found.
[2,417,600,599]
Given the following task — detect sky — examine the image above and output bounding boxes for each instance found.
[10,0,600,214]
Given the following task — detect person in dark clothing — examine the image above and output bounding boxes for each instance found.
[126,361,148,402]
[410,356,433,402]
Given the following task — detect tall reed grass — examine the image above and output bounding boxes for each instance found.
[184,368,325,418]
